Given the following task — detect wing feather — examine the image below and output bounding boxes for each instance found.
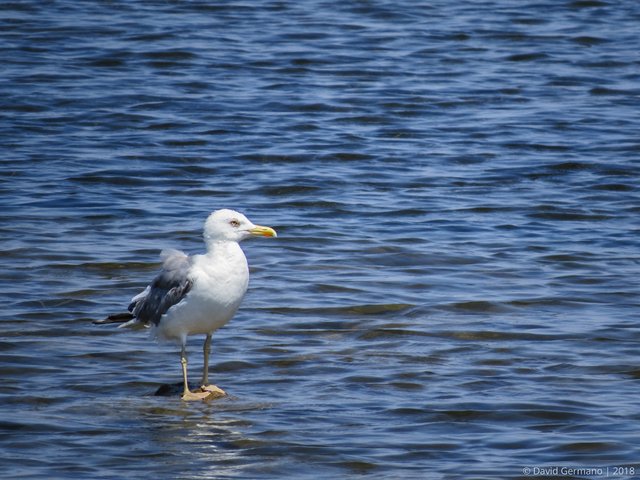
[128,249,193,326]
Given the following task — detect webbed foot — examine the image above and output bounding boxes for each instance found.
[200,384,226,398]
[181,389,213,401]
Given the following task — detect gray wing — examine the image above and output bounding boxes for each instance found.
[128,249,193,326]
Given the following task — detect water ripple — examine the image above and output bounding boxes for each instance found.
[1,0,640,478]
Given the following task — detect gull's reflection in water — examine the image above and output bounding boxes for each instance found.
[133,396,275,479]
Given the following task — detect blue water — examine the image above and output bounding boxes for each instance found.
[1,1,639,478]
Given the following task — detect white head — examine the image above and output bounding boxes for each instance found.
[203,209,277,244]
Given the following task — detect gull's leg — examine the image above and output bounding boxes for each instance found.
[201,333,212,387]
[199,333,226,396]
[180,344,190,396]
[180,344,209,401]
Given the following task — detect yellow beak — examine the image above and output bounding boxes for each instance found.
[249,225,277,238]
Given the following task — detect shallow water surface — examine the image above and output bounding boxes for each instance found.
[1,1,640,479]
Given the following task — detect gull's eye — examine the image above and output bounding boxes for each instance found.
[229,219,240,228]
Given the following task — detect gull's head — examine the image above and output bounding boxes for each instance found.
[204,209,277,244]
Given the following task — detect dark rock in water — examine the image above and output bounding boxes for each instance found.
[154,383,183,396]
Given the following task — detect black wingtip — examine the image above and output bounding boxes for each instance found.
[93,312,135,325]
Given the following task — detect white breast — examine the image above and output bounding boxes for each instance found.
[156,242,250,343]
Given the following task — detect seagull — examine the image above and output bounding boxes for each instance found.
[96,209,277,400]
